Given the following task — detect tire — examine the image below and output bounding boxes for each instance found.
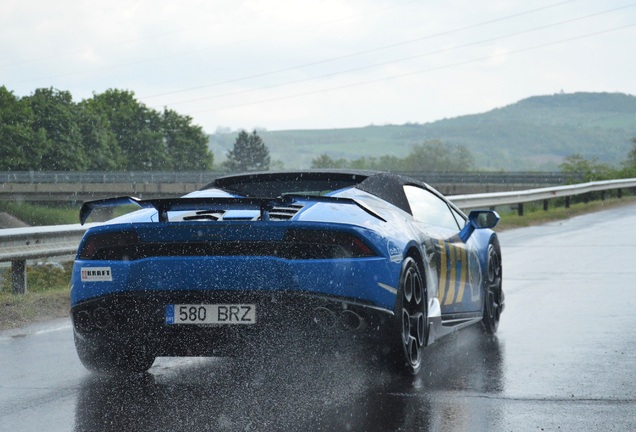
[74,333,155,374]
[388,257,427,375]
[482,242,503,334]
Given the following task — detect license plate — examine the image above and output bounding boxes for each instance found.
[165,304,257,325]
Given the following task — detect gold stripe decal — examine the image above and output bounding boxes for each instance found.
[437,238,448,303]
[444,244,457,306]
[456,246,468,303]
[434,237,470,306]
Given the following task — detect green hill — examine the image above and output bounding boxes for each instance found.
[209,92,636,171]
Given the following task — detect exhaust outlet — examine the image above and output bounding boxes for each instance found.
[312,307,337,329]
[340,310,366,331]
[93,307,112,329]
[74,310,95,333]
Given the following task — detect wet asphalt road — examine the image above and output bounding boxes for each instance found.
[1,203,635,431]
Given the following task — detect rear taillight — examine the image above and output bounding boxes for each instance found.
[79,231,141,260]
[284,229,376,258]
[77,229,376,260]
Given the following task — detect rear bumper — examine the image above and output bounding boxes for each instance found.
[71,255,400,310]
[71,290,394,357]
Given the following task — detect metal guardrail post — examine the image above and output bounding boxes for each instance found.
[0,224,92,295]
[11,259,27,295]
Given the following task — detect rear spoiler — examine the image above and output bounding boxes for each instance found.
[79,194,386,225]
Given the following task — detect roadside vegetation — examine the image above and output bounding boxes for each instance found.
[0,201,79,226]
[0,202,142,227]
[0,86,213,172]
[0,262,73,331]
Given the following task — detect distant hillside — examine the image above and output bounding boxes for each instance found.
[209,92,636,171]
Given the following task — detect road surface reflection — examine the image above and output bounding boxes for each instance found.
[75,326,503,431]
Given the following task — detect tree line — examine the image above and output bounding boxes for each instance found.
[1,85,471,175]
[311,140,475,172]
[4,85,634,177]
[314,137,636,180]
[0,86,213,171]
[560,138,636,181]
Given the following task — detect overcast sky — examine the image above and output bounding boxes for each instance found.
[2,0,635,133]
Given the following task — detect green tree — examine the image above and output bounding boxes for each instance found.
[364,155,404,171]
[560,153,614,181]
[0,86,215,172]
[621,138,636,176]
[85,89,168,170]
[311,153,348,169]
[349,157,370,170]
[162,108,213,170]
[224,130,270,172]
[24,88,88,170]
[403,140,474,172]
[310,141,473,172]
[0,86,48,170]
[76,101,124,170]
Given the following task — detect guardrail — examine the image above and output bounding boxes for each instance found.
[1,178,634,295]
[0,170,586,203]
[1,170,585,203]
[448,178,636,214]
[1,170,583,184]
[0,224,100,295]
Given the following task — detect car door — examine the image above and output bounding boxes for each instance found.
[403,185,483,315]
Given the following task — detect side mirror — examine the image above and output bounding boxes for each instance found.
[458,210,500,242]
[469,210,500,229]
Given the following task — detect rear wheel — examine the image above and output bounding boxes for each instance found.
[389,257,427,375]
[482,243,503,334]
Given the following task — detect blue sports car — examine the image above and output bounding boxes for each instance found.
[71,171,503,374]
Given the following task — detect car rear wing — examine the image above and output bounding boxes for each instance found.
[79,194,386,225]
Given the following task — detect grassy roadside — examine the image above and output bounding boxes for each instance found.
[0,287,71,331]
[1,195,634,332]
[0,262,74,331]
[0,201,137,228]
[0,202,79,226]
